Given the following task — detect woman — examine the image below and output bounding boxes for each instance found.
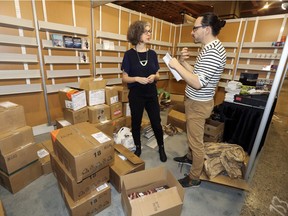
[121,20,167,162]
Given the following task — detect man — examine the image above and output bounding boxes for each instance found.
[169,12,226,187]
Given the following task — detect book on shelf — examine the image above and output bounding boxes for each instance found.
[81,38,90,50]
[79,52,88,63]
[63,35,73,48]
[51,34,63,47]
[103,40,115,50]
[72,37,82,49]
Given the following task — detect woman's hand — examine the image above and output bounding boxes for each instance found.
[135,76,149,84]
[147,74,156,83]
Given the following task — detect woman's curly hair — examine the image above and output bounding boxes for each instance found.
[127,20,150,45]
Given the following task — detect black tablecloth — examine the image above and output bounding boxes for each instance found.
[215,100,275,154]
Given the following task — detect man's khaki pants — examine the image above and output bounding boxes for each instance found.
[185,98,214,180]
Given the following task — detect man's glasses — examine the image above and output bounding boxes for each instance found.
[144,30,152,35]
[192,25,207,32]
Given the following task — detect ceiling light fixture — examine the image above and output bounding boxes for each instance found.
[263,2,269,9]
[281,3,288,10]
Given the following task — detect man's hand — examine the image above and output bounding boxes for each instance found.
[169,57,181,69]
[180,47,190,62]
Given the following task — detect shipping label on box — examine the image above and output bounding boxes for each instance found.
[51,152,109,201]
[0,102,26,134]
[51,122,114,182]
[89,89,105,106]
[59,88,87,111]
[59,182,111,216]
[36,140,53,175]
[105,87,119,105]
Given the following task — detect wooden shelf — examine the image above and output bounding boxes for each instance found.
[38,21,88,36]
[0,15,34,30]
[47,69,91,79]
[42,40,89,51]
[96,68,122,75]
[96,30,126,41]
[95,56,122,63]
[242,42,284,48]
[46,82,79,94]
[44,55,89,64]
[96,43,126,52]
[0,70,41,79]
[237,64,276,72]
[0,34,37,47]
[106,78,122,85]
[0,84,42,96]
[239,52,281,59]
[0,53,38,63]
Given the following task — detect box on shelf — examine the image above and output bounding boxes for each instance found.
[105,87,119,105]
[121,166,184,216]
[36,140,53,175]
[80,78,107,106]
[167,106,186,132]
[0,142,38,174]
[88,104,110,124]
[0,101,26,134]
[0,126,34,155]
[59,182,111,216]
[110,144,145,193]
[51,152,109,201]
[204,119,224,138]
[51,122,114,182]
[58,87,87,111]
[0,160,42,194]
[63,107,88,125]
[110,102,123,120]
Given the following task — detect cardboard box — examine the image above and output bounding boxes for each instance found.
[59,182,111,216]
[55,119,72,129]
[36,140,53,175]
[88,104,110,124]
[0,200,6,216]
[0,142,38,174]
[94,116,126,137]
[204,133,223,143]
[51,122,114,182]
[170,94,185,105]
[204,119,224,137]
[59,87,87,111]
[51,152,109,201]
[110,144,145,193]
[121,166,184,216]
[0,126,34,155]
[0,101,26,134]
[167,109,186,132]
[105,86,119,105]
[63,107,88,125]
[114,86,129,102]
[110,102,123,120]
[0,160,42,194]
[79,78,107,106]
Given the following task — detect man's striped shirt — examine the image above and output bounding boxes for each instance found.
[185,39,226,101]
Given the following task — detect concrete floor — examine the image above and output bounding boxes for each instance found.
[1,78,287,216]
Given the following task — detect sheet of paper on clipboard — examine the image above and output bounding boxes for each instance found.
[163,53,183,81]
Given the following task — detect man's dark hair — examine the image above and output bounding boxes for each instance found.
[200,12,226,36]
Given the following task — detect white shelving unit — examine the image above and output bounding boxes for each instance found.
[38,20,91,93]
[0,15,42,96]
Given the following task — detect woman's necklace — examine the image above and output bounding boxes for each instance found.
[135,47,148,66]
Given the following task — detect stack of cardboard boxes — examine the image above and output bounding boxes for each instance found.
[50,122,114,216]
[0,102,42,194]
